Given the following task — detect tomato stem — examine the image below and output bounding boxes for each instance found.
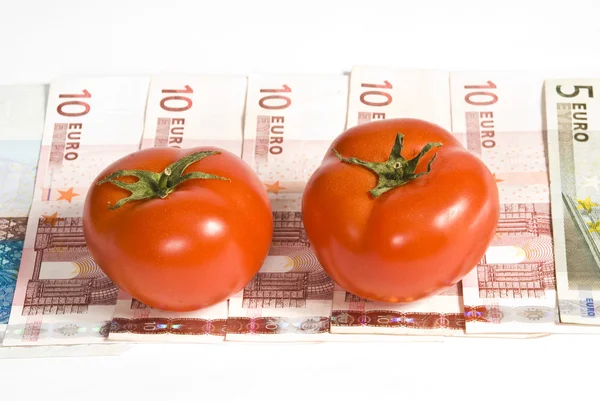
[97,150,230,210]
[332,133,442,198]
[157,168,172,198]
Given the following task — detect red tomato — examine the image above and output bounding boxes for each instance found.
[301,118,499,303]
[83,147,273,311]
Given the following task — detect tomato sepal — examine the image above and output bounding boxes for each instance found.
[97,150,230,210]
[332,132,443,198]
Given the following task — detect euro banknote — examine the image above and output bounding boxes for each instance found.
[226,74,348,341]
[0,85,48,332]
[451,73,600,335]
[139,73,247,154]
[345,65,452,130]
[545,78,600,325]
[109,74,247,343]
[31,77,150,203]
[450,71,557,334]
[330,66,465,336]
[2,77,149,346]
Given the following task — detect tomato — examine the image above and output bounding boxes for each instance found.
[83,147,273,312]
[301,118,499,303]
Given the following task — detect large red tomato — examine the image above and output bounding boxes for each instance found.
[301,118,499,303]
[83,147,273,311]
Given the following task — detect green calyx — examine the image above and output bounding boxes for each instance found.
[97,150,229,210]
[332,133,443,198]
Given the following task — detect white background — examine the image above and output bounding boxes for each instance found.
[1,0,600,399]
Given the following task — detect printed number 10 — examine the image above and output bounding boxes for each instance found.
[259,85,292,110]
[57,90,91,117]
[160,85,194,112]
[360,81,393,107]
[464,81,498,106]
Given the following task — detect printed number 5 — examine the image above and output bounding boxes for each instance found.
[556,85,594,98]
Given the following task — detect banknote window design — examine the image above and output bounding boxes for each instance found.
[344,292,373,303]
[21,217,118,316]
[0,218,28,241]
[243,272,308,308]
[130,298,150,309]
[476,203,555,299]
[0,217,27,323]
[242,211,334,308]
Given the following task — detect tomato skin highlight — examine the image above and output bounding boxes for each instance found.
[301,118,500,303]
[82,146,273,312]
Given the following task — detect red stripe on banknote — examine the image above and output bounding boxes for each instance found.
[111,317,227,336]
[226,317,330,334]
[331,310,465,330]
